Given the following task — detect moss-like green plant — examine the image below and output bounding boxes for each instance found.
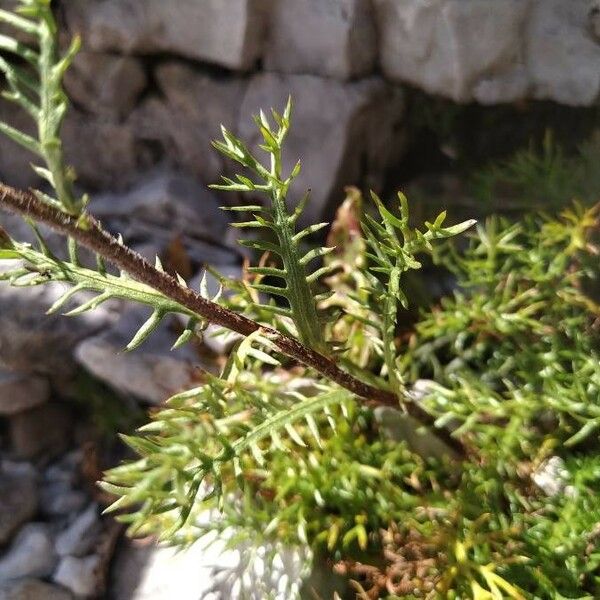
[0,3,598,598]
[471,131,600,211]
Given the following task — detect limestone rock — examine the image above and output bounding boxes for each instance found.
[75,305,215,405]
[109,541,217,600]
[0,579,72,600]
[238,73,405,224]
[0,472,38,546]
[39,451,88,518]
[90,169,229,243]
[0,0,33,43]
[374,0,600,106]
[0,371,50,416]
[374,0,529,103]
[374,380,461,461]
[62,109,141,190]
[146,63,248,185]
[55,504,101,557]
[532,456,575,497]
[44,450,83,488]
[264,0,377,79]
[0,1,17,12]
[590,0,600,42]
[40,486,88,519]
[64,0,270,70]
[0,524,57,581]
[90,169,239,269]
[374,405,460,461]
[110,532,310,600]
[527,0,600,106]
[0,276,114,379]
[53,555,101,598]
[64,51,147,119]
[8,403,73,460]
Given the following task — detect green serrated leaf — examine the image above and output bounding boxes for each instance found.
[126,310,164,351]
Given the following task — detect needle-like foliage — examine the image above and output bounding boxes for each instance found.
[0,2,598,598]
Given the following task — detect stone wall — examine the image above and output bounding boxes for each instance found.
[1,0,599,221]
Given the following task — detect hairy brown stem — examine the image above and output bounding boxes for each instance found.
[0,182,465,456]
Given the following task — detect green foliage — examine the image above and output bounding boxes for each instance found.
[0,3,598,599]
[211,102,334,353]
[0,0,83,215]
[389,203,599,598]
[101,369,356,537]
[0,236,204,351]
[363,191,475,397]
[471,131,600,211]
[403,202,600,454]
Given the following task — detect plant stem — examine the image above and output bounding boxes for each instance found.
[0,181,465,456]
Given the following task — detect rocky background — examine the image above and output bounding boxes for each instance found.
[0,1,599,599]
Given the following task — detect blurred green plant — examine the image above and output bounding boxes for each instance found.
[471,131,600,211]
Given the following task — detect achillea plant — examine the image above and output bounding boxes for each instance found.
[0,2,598,598]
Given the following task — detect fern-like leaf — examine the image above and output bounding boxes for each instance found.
[101,373,354,537]
[362,192,475,398]
[211,99,332,354]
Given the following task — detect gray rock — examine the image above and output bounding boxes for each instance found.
[0,371,50,416]
[8,403,72,460]
[0,524,57,581]
[53,555,100,598]
[0,214,91,267]
[374,0,529,103]
[590,0,600,42]
[201,325,243,357]
[64,51,147,119]
[40,485,88,519]
[0,472,37,546]
[64,0,270,70]
[109,540,236,600]
[90,169,229,244]
[55,504,101,558]
[527,0,600,106]
[88,168,241,269]
[111,542,246,600]
[264,0,377,79]
[374,405,460,461]
[0,0,34,44]
[147,63,248,185]
[75,305,216,405]
[407,379,437,404]
[374,0,600,106]
[238,73,405,224]
[5,81,144,193]
[532,456,576,497]
[62,109,141,189]
[125,224,239,268]
[44,450,83,487]
[0,461,37,480]
[0,281,116,382]
[111,533,311,600]
[0,579,73,600]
